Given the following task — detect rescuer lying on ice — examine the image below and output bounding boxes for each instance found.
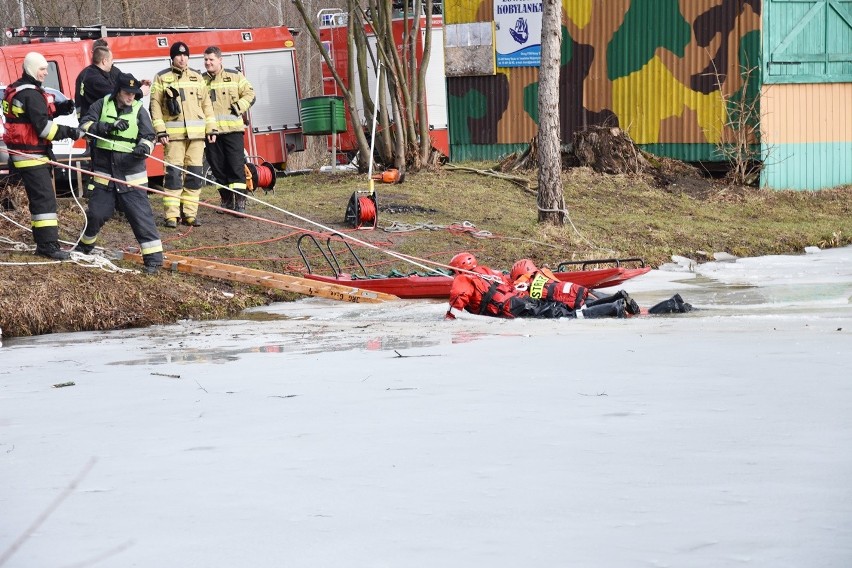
[444,253,630,320]
[445,253,694,320]
[509,258,641,314]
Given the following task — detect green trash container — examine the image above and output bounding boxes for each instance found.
[300,96,346,135]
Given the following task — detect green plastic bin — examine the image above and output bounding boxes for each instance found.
[300,96,346,135]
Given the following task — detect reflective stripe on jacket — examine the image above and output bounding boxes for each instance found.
[203,68,255,133]
[2,80,58,161]
[514,268,588,310]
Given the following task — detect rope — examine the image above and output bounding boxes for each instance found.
[382,220,493,239]
[67,250,138,273]
[65,143,90,249]
[357,195,377,226]
[4,146,460,277]
[4,143,506,281]
[255,162,275,189]
[0,236,136,272]
[536,203,615,255]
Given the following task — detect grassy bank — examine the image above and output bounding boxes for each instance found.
[1,164,850,337]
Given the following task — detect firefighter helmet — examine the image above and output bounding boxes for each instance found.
[511,259,537,282]
[449,252,477,273]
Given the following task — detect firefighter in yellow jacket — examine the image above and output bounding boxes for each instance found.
[202,45,255,215]
[149,41,217,228]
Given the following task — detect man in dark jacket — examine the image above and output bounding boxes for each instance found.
[74,44,119,118]
[2,51,81,260]
[74,43,119,199]
[76,73,163,274]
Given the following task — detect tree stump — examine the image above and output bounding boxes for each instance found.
[496,136,538,172]
[570,126,648,175]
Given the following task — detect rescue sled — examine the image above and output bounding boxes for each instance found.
[553,258,652,289]
[297,235,650,300]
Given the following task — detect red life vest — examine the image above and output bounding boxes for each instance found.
[514,269,588,309]
[2,82,56,153]
[476,279,521,317]
[449,267,516,317]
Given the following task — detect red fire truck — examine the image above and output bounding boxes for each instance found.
[316,9,448,160]
[1,25,304,184]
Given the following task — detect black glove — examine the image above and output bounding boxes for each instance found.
[165,86,181,115]
[131,144,148,158]
[92,122,111,136]
[55,100,75,116]
[64,126,85,140]
[156,132,169,144]
[230,103,241,116]
[111,118,129,133]
[166,98,181,116]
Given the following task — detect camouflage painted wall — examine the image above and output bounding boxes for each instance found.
[445,0,763,162]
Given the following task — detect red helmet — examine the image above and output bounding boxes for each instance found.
[449,252,477,273]
[511,259,537,281]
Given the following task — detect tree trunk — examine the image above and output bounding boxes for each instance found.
[377,69,394,164]
[536,0,564,225]
[293,0,433,174]
[417,0,434,165]
[292,0,372,168]
[120,0,133,27]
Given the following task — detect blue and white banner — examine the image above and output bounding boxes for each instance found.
[494,0,543,67]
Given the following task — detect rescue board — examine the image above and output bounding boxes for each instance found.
[122,252,398,303]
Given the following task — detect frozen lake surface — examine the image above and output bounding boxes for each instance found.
[2,247,851,567]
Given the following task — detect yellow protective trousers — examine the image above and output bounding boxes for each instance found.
[162,138,205,220]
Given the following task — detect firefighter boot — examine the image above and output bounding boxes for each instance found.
[233,194,247,217]
[619,291,641,315]
[35,241,71,261]
[582,299,626,319]
[648,295,693,314]
[217,189,234,214]
[585,290,639,315]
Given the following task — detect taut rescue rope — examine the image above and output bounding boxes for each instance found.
[2,146,489,279]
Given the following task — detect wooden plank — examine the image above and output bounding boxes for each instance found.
[122,252,398,303]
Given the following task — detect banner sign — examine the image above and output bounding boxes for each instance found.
[494,0,543,67]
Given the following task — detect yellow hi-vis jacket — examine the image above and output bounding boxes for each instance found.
[203,68,255,134]
[149,65,217,140]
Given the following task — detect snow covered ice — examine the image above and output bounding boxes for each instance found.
[2,247,851,567]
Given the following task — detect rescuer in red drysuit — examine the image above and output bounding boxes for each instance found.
[509,258,641,314]
[444,253,627,320]
[510,258,696,316]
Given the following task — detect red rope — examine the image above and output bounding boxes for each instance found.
[5,148,460,275]
[357,196,376,226]
[256,163,274,189]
